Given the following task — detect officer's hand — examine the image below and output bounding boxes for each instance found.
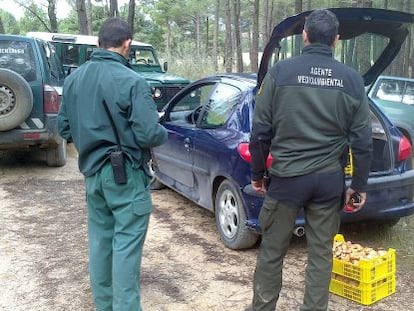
[343,188,366,213]
[251,179,267,194]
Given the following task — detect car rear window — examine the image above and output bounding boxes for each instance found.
[0,40,37,82]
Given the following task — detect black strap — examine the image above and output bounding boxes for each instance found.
[102,100,122,152]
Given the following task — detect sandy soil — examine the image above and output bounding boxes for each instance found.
[0,145,413,311]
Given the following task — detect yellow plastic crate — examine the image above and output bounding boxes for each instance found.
[333,234,396,283]
[330,273,396,305]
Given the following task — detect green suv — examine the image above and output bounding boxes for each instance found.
[0,34,66,166]
[27,32,190,111]
[369,75,414,144]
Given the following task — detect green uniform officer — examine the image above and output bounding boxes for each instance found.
[248,9,372,311]
[58,18,167,311]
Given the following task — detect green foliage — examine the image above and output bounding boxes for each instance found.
[5,0,413,78]
[0,10,20,34]
[58,10,80,34]
[161,43,223,81]
[59,5,107,35]
[118,4,165,48]
[19,3,49,34]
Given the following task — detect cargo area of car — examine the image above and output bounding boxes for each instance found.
[369,110,393,173]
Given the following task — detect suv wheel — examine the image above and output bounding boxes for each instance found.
[0,69,33,131]
[46,139,67,167]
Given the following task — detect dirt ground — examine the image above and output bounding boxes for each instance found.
[0,145,413,311]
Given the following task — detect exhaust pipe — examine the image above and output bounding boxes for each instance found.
[293,226,305,237]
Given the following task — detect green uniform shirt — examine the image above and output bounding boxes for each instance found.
[58,49,167,177]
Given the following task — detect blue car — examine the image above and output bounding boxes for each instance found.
[151,8,414,249]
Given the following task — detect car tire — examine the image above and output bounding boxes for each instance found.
[0,68,33,131]
[149,159,165,190]
[215,180,258,249]
[150,178,165,190]
[46,139,67,167]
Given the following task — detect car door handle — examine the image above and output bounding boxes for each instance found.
[184,137,191,149]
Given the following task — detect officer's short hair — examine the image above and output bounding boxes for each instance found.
[304,9,339,46]
[98,18,132,49]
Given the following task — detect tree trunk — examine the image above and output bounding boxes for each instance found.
[262,0,270,44]
[127,0,135,34]
[294,0,303,56]
[403,0,412,77]
[166,19,172,58]
[356,0,372,73]
[76,0,89,35]
[390,0,405,76]
[195,14,201,58]
[213,0,220,71]
[0,17,4,34]
[206,16,209,54]
[47,0,58,32]
[233,0,243,72]
[87,0,93,35]
[109,0,119,17]
[250,0,259,72]
[224,0,233,73]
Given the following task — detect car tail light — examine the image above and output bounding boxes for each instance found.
[43,85,60,113]
[398,136,412,161]
[237,142,273,168]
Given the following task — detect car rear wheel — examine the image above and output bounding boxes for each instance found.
[0,69,33,131]
[46,139,67,167]
[215,180,258,249]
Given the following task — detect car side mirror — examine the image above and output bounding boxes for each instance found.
[163,61,168,72]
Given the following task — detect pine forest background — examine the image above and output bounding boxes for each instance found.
[0,0,413,81]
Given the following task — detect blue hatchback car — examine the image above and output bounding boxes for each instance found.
[151,8,414,249]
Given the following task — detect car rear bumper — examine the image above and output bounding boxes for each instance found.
[341,169,414,222]
[0,115,61,150]
[243,169,414,231]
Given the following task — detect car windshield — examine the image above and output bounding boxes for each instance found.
[270,33,390,77]
[129,47,160,66]
[0,40,37,82]
[371,78,414,105]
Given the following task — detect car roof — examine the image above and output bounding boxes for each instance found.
[26,32,152,48]
[0,34,37,42]
[258,8,414,87]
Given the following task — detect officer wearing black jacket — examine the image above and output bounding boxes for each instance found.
[248,9,372,311]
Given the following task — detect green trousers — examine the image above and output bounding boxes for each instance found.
[85,161,152,311]
[252,195,340,311]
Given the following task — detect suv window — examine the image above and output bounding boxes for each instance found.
[372,78,414,105]
[41,42,65,83]
[0,40,37,82]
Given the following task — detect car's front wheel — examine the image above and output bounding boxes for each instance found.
[215,180,258,249]
[148,159,165,190]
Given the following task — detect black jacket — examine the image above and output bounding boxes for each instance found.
[250,43,372,192]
